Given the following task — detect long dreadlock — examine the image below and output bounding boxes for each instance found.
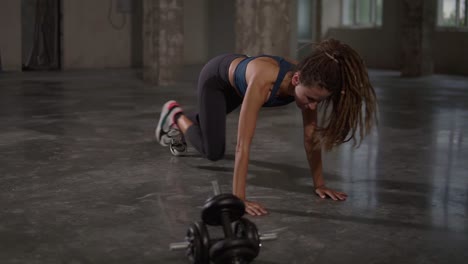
[295,38,378,150]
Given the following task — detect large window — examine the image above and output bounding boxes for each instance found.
[341,0,383,27]
[438,0,468,27]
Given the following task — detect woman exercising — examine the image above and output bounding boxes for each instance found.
[155,38,377,216]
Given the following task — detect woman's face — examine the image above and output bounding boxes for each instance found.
[292,72,331,111]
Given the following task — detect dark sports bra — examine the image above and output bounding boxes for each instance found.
[234,55,295,107]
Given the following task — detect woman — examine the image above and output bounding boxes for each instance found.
[155,38,377,216]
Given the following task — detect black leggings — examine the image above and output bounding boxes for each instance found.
[185,54,245,161]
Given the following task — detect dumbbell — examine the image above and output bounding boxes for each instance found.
[208,219,278,263]
[184,221,210,264]
[169,181,278,263]
[170,220,278,264]
[170,182,242,263]
[201,193,257,264]
[172,192,251,263]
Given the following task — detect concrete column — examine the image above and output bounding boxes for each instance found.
[235,0,292,56]
[143,0,184,85]
[143,0,159,84]
[400,0,437,77]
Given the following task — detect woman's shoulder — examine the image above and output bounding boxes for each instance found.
[250,54,297,67]
[243,54,295,84]
[247,57,280,81]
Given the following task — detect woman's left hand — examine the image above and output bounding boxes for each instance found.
[315,186,348,201]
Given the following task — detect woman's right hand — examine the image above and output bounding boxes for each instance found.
[244,200,268,216]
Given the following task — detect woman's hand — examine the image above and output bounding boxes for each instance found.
[244,200,268,216]
[315,186,348,201]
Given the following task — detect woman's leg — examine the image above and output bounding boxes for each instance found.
[179,54,242,161]
[181,78,240,161]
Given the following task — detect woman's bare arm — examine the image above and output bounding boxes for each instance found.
[302,108,348,201]
[232,60,278,215]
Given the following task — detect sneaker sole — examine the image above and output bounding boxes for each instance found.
[170,142,187,156]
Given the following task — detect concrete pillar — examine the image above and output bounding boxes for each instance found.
[400,0,437,77]
[143,0,159,84]
[235,0,292,56]
[143,0,184,85]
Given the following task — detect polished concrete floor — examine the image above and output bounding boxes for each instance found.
[1,69,467,264]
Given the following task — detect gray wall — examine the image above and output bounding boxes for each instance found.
[207,0,236,59]
[1,0,467,75]
[322,0,468,75]
[64,0,209,68]
[21,0,36,66]
[0,0,21,71]
[323,0,401,70]
[0,0,215,70]
[62,0,133,69]
[434,31,468,75]
[184,0,209,64]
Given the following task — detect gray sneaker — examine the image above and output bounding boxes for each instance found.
[168,128,187,156]
[155,100,183,147]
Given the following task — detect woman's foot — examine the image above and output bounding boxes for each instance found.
[168,129,187,156]
[155,100,183,147]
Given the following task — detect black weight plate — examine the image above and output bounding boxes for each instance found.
[201,194,245,226]
[185,221,210,264]
[234,218,260,254]
[209,239,258,264]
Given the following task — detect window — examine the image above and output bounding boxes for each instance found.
[298,0,314,40]
[341,0,383,27]
[438,0,468,27]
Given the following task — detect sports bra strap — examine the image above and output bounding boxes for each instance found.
[264,56,292,107]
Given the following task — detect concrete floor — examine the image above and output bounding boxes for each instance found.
[0,69,467,264]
